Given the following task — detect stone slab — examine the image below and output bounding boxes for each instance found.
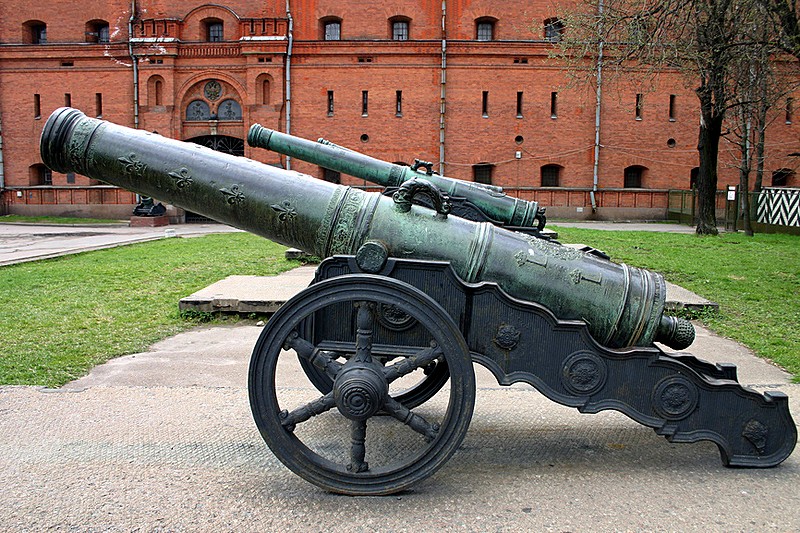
[179,267,717,315]
[178,266,317,314]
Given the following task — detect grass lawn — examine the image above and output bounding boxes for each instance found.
[0,233,294,387]
[553,226,800,381]
[1,225,797,387]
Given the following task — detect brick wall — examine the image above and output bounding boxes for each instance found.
[0,0,797,218]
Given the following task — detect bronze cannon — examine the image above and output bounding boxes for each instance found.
[41,108,796,495]
[247,124,547,235]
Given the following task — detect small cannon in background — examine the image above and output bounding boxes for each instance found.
[248,124,548,236]
[41,108,796,495]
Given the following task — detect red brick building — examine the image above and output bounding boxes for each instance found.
[0,1,797,220]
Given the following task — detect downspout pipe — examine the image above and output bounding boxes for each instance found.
[439,0,446,174]
[591,0,604,213]
[128,0,140,129]
[0,115,5,191]
[285,0,294,170]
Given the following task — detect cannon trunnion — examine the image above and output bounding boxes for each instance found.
[40,108,796,496]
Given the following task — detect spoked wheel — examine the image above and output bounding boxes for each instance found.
[297,340,451,409]
[249,274,475,495]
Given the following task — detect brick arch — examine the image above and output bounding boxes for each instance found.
[178,76,245,120]
[181,4,241,41]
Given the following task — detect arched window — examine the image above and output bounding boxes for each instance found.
[321,17,342,40]
[86,20,110,43]
[473,163,494,185]
[544,18,564,42]
[541,164,562,187]
[203,18,224,42]
[475,18,496,41]
[772,168,795,187]
[218,99,242,120]
[23,20,47,44]
[148,75,165,107]
[390,17,410,40]
[186,100,211,121]
[624,165,647,188]
[256,74,272,105]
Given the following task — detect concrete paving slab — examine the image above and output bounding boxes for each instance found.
[179,267,317,314]
[179,270,718,315]
[0,223,241,266]
[0,360,796,531]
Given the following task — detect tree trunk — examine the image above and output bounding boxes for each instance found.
[695,93,722,236]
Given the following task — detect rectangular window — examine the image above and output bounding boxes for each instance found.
[327,90,334,116]
[396,90,403,116]
[95,93,103,117]
[482,91,489,117]
[324,22,341,40]
[473,164,493,185]
[635,93,643,120]
[34,94,41,118]
[65,93,72,107]
[477,22,493,41]
[208,23,223,42]
[392,21,409,41]
[786,98,793,124]
[516,91,524,118]
[669,94,676,121]
[362,90,368,116]
[66,172,76,184]
[550,92,558,119]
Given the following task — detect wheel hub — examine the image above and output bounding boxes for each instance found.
[333,363,389,420]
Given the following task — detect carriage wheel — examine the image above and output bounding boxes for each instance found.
[249,274,475,495]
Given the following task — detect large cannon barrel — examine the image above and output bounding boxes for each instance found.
[247,125,545,230]
[41,108,693,350]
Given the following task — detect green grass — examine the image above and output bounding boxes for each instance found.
[553,226,800,381]
[1,214,124,224]
[0,233,294,387]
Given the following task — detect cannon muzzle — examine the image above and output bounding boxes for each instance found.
[41,108,692,350]
[248,125,546,231]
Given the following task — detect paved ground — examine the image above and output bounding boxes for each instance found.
[1,221,797,531]
[0,222,241,266]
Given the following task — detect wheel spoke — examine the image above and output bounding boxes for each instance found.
[285,331,343,379]
[348,420,369,473]
[383,397,440,442]
[382,344,443,384]
[353,302,375,364]
[279,392,336,432]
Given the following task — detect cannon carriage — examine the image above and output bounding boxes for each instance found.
[41,108,796,496]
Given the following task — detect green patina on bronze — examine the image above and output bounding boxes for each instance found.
[247,124,544,229]
[40,107,692,350]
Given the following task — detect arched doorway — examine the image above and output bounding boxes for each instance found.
[186,134,244,156]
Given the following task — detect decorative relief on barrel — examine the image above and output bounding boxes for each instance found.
[118,153,148,179]
[526,235,582,261]
[168,167,194,189]
[271,200,297,222]
[561,351,607,395]
[376,303,417,331]
[66,118,99,175]
[315,187,345,256]
[493,324,521,350]
[652,376,698,420]
[220,185,246,205]
[329,188,367,255]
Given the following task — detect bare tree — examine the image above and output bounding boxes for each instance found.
[557,0,778,234]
